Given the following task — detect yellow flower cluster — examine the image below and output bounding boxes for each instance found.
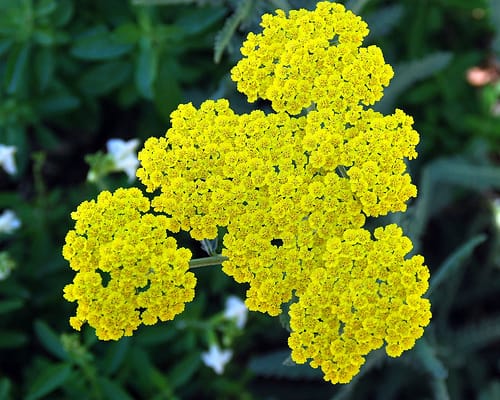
[63,1,431,385]
[288,225,431,384]
[231,1,392,115]
[135,1,431,384]
[62,188,195,340]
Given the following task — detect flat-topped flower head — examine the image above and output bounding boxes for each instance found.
[231,2,393,115]
[288,225,431,384]
[63,188,195,340]
[64,1,430,385]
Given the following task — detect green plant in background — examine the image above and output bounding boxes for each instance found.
[63,1,431,386]
[1,0,500,399]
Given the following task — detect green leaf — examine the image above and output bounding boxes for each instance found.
[132,0,196,4]
[453,314,500,354]
[153,59,182,121]
[175,7,226,36]
[490,0,500,53]
[167,352,201,389]
[37,91,80,115]
[365,4,405,42]
[414,338,448,380]
[52,0,73,27]
[428,234,487,298]
[5,41,31,95]
[34,47,55,91]
[34,124,60,149]
[135,38,157,99]
[214,0,253,63]
[79,61,132,96]
[0,330,28,348]
[248,350,323,380]
[479,380,500,400]
[102,337,130,375]
[34,320,68,361]
[0,378,11,399]
[35,0,57,18]
[0,298,24,314]
[114,23,141,44]
[0,39,13,57]
[70,29,133,60]
[345,0,370,14]
[25,363,72,400]
[430,378,451,400]
[97,377,134,400]
[375,52,453,114]
[410,158,500,246]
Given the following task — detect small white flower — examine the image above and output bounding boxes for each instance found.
[201,344,233,375]
[0,144,17,175]
[0,210,21,234]
[106,138,140,181]
[223,296,248,329]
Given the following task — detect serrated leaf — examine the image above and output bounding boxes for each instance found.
[375,52,453,113]
[25,363,72,400]
[248,350,323,380]
[428,234,487,298]
[214,0,253,63]
[414,338,448,380]
[70,29,133,60]
[79,61,131,96]
[453,314,500,354]
[410,158,500,245]
[34,320,68,361]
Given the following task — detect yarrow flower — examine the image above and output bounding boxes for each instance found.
[62,188,195,340]
[64,2,431,385]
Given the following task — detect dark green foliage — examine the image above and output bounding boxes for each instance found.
[0,0,500,399]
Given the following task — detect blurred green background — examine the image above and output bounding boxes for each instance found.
[1,0,500,399]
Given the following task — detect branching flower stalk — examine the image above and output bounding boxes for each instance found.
[62,2,432,385]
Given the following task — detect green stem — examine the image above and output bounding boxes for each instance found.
[189,255,228,269]
[337,165,349,178]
